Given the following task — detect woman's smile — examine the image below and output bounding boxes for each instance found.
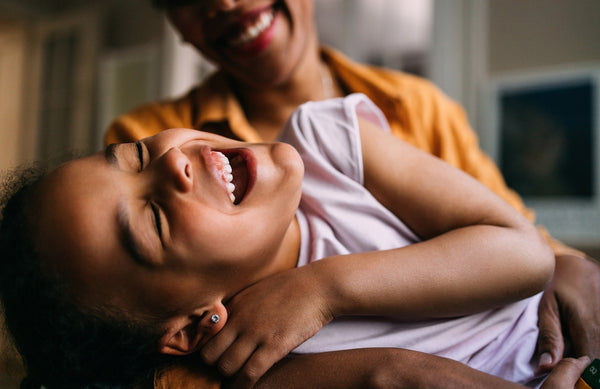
[220,3,281,57]
[168,0,318,87]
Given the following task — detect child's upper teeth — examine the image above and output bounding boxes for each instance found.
[213,151,236,204]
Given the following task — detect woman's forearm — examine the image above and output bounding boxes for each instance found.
[253,348,525,389]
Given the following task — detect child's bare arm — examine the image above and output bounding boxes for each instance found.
[314,117,554,318]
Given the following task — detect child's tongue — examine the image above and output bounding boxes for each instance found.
[229,154,249,204]
[211,151,249,205]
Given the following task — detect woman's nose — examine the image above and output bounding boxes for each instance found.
[207,0,240,14]
[157,147,193,193]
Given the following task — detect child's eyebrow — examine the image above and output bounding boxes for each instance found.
[105,143,119,166]
[117,200,152,267]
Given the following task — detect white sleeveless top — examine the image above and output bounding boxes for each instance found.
[277,94,544,386]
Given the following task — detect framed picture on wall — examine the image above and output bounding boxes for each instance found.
[483,65,600,246]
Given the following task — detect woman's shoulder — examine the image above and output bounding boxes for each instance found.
[324,46,445,101]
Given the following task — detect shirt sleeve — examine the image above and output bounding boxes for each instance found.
[104,95,196,145]
[280,96,365,184]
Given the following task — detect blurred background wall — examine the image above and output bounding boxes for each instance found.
[0,0,599,387]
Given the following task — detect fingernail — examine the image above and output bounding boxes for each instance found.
[580,355,591,364]
[539,352,552,367]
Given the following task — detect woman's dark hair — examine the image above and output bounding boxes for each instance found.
[0,165,178,388]
[150,0,199,10]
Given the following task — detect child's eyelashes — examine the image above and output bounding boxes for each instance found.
[136,140,145,171]
[150,202,164,247]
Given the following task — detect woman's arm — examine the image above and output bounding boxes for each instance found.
[537,254,600,370]
[310,117,554,318]
[154,347,587,389]
[253,348,527,389]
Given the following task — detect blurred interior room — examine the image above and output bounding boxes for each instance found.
[1,0,600,387]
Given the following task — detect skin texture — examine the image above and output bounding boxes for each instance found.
[536,254,600,371]
[152,348,591,389]
[254,352,591,389]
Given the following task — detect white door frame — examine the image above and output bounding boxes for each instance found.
[25,6,102,158]
[431,0,489,134]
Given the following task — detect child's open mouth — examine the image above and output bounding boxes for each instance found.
[211,150,250,205]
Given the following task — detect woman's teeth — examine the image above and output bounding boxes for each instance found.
[213,151,236,204]
[230,9,274,46]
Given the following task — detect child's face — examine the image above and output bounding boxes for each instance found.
[35,128,303,319]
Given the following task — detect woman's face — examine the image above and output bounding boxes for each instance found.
[35,128,303,318]
[167,0,317,87]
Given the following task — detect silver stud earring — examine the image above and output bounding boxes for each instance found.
[210,314,220,324]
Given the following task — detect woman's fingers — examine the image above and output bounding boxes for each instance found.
[536,287,564,372]
[540,356,590,389]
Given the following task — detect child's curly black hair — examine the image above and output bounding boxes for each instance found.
[0,165,177,389]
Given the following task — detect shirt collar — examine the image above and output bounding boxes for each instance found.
[193,71,263,142]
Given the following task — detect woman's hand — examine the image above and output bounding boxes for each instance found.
[540,356,590,389]
[537,254,600,371]
[200,266,333,388]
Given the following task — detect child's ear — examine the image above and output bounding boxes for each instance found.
[159,302,227,356]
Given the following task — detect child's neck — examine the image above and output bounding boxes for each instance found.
[272,216,302,271]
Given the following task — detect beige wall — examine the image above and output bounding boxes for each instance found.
[0,21,28,172]
[0,0,163,173]
[488,0,600,73]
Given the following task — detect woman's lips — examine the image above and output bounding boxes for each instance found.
[218,4,280,57]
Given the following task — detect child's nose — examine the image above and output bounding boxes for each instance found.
[159,147,192,193]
